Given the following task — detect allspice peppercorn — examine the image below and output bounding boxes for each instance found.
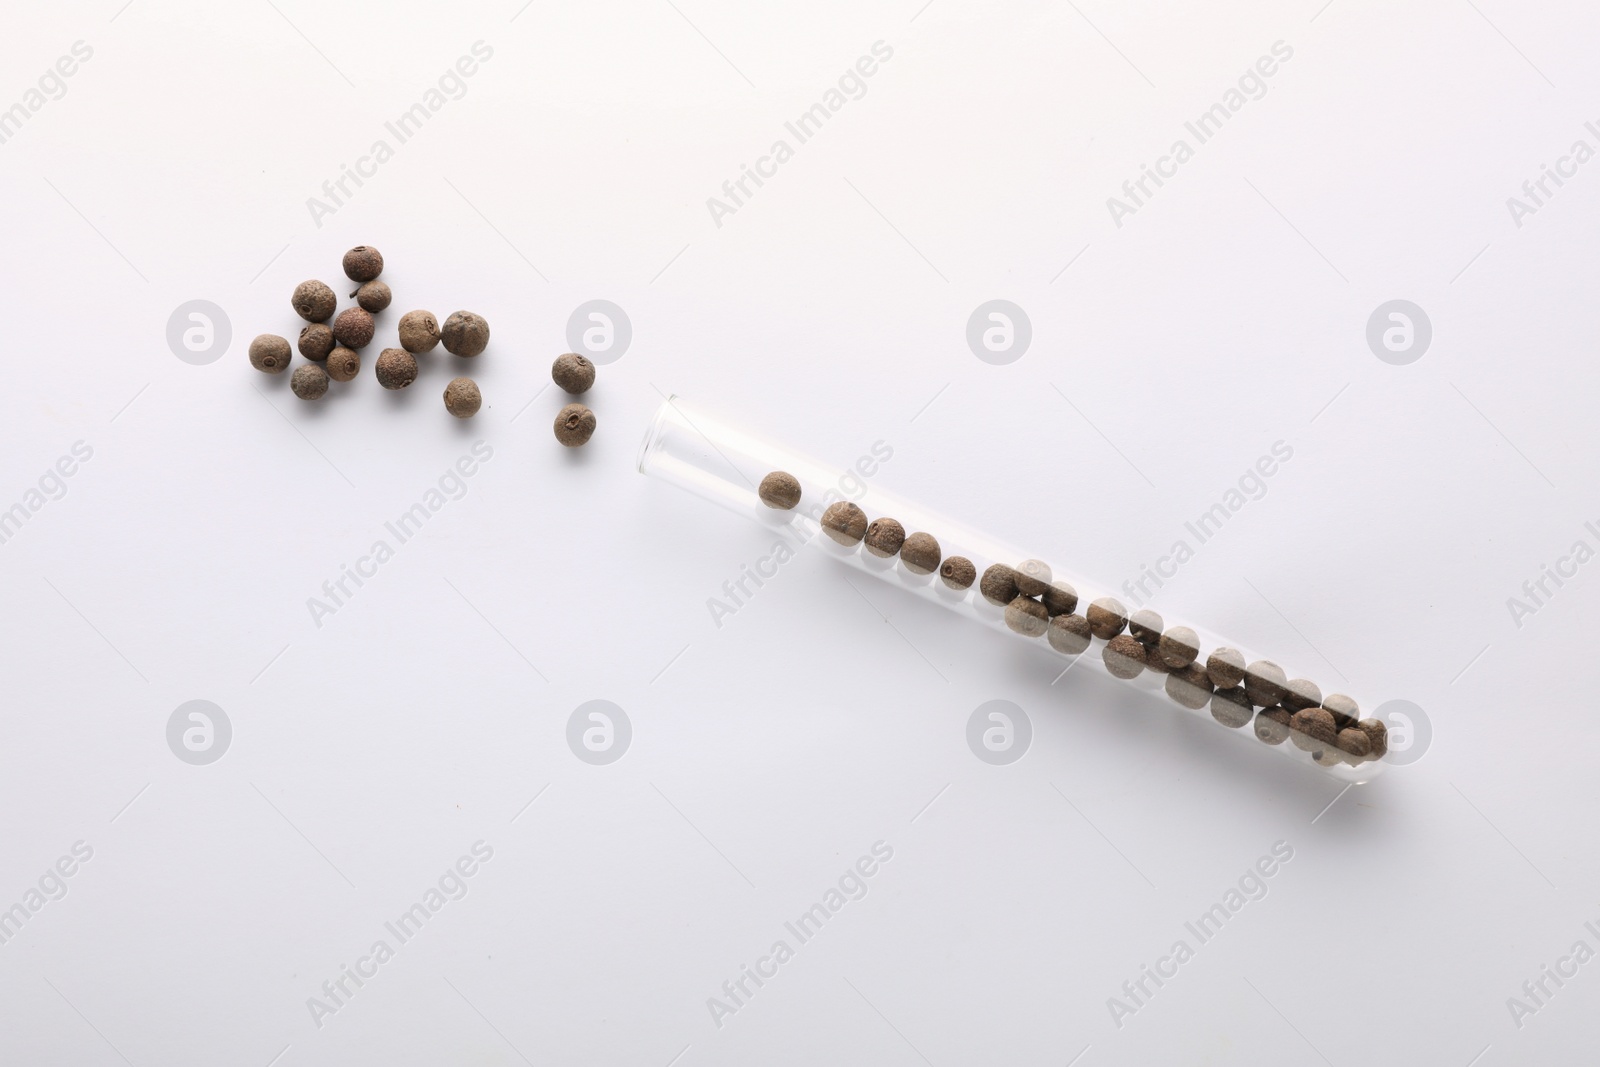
[332,307,375,349]
[979,564,1019,606]
[1211,686,1253,728]
[1254,707,1292,745]
[291,280,337,323]
[1165,663,1213,709]
[375,348,418,390]
[248,334,292,374]
[1289,707,1338,751]
[342,245,383,282]
[1158,626,1199,668]
[1014,559,1051,597]
[298,323,334,362]
[552,353,595,394]
[290,363,328,400]
[758,471,801,510]
[555,403,596,447]
[1336,727,1371,762]
[444,377,482,418]
[1086,597,1128,640]
[1103,634,1146,679]
[940,556,976,590]
[1282,678,1322,713]
[326,346,360,382]
[441,311,490,356]
[1321,694,1360,731]
[1356,718,1388,760]
[863,518,906,558]
[1047,613,1092,655]
[821,501,868,546]
[1005,595,1049,638]
[354,281,391,313]
[1042,580,1078,617]
[1243,660,1289,708]
[398,311,440,354]
[1205,647,1247,689]
[1129,609,1164,646]
[899,532,942,575]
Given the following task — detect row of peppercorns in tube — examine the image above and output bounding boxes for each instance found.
[781,483,1388,767]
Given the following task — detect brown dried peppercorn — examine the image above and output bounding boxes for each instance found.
[552,353,595,394]
[1205,647,1246,688]
[398,311,440,354]
[1336,727,1371,762]
[1282,678,1322,712]
[1158,627,1199,668]
[248,334,292,374]
[1289,707,1338,751]
[342,245,383,282]
[1356,718,1388,760]
[1165,663,1213,709]
[375,348,418,390]
[1005,596,1049,638]
[290,363,328,400]
[1243,660,1289,708]
[863,518,906,558]
[292,280,337,323]
[821,502,868,546]
[1086,598,1128,640]
[1254,706,1292,745]
[332,307,375,349]
[1103,634,1146,679]
[1014,559,1052,597]
[758,471,801,510]
[555,403,596,447]
[1142,649,1172,675]
[900,532,941,575]
[1211,686,1253,728]
[979,564,1019,606]
[326,346,360,382]
[939,556,976,590]
[441,311,490,356]
[298,323,334,362]
[1041,580,1078,616]
[1047,613,1092,655]
[444,377,482,418]
[354,281,391,313]
[1129,609,1163,646]
[1321,694,1360,731]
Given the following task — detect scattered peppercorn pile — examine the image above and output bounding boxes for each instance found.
[752,478,1387,768]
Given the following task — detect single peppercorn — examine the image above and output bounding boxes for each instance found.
[1211,686,1253,728]
[290,363,328,400]
[899,532,941,575]
[1165,663,1213,709]
[1047,613,1092,655]
[354,280,391,313]
[1243,660,1289,708]
[1321,693,1360,731]
[1014,559,1052,597]
[444,377,482,418]
[863,518,906,558]
[441,311,490,356]
[342,245,383,282]
[552,352,595,394]
[398,311,440,354]
[1356,718,1388,760]
[326,346,361,382]
[1282,678,1322,712]
[1042,580,1078,616]
[1005,596,1049,638]
[940,556,976,590]
[555,403,596,447]
[1103,634,1146,679]
[332,307,375,349]
[1158,626,1199,668]
[1129,609,1164,646]
[298,323,334,362]
[248,334,292,374]
[1254,706,1292,745]
[1336,727,1371,762]
[979,564,1019,606]
[375,348,418,390]
[1086,597,1128,640]
[1206,647,1247,688]
[821,502,868,546]
[758,471,801,510]
[291,280,337,323]
[1289,707,1338,751]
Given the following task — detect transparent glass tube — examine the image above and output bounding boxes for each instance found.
[638,396,1387,784]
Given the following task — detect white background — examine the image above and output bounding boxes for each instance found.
[1,0,1596,1063]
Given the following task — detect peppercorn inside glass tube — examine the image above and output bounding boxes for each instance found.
[638,396,1387,784]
